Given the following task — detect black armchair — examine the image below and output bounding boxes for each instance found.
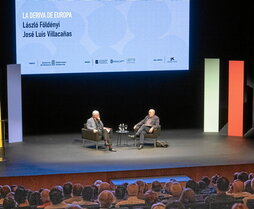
[81,124,102,150]
[134,125,161,147]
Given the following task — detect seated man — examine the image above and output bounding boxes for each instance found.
[129,109,160,150]
[87,110,116,152]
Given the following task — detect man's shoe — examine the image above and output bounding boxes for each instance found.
[109,148,117,152]
[128,135,137,139]
[138,144,144,150]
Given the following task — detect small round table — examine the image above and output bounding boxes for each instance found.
[116,130,129,146]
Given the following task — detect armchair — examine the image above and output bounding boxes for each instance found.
[134,125,161,147]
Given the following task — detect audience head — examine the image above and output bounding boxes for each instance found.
[198,180,207,191]
[3,196,17,209]
[163,182,173,193]
[151,203,165,209]
[127,183,138,196]
[49,186,64,205]
[170,182,182,197]
[144,190,158,206]
[63,182,73,197]
[211,174,220,185]
[248,173,254,180]
[73,183,83,196]
[29,191,42,206]
[251,178,254,193]
[136,180,147,194]
[243,180,253,193]
[230,179,244,193]
[10,185,17,193]
[98,190,114,208]
[14,186,28,205]
[115,185,127,200]
[1,185,11,199]
[90,185,99,200]
[165,200,185,209]
[82,186,94,201]
[179,188,196,203]
[40,189,50,203]
[234,172,240,180]
[94,180,103,187]
[237,171,249,182]
[185,180,198,194]
[98,182,111,194]
[216,177,230,192]
[152,181,162,192]
[201,176,210,187]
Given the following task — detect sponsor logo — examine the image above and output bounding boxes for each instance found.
[126,58,136,64]
[95,59,108,64]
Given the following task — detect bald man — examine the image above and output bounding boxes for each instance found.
[87,110,116,152]
[129,109,160,150]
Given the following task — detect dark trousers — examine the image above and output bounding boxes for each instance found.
[98,129,112,145]
[136,124,151,144]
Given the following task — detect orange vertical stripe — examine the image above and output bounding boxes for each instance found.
[228,61,244,137]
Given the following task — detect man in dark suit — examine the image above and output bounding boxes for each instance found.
[129,109,160,150]
[87,110,116,152]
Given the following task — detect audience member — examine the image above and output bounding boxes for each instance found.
[37,189,50,209]
[170,182,182,198]
[185,180,198,194]
[242,179,254,207]
[45,186,70,209]
[3,195,17,209]
[136,181,147,199]
[10,185,17,193]
[65,183,83,203]
[28,191,42,206]
[63,182,73,200]
[227,179,251,198]
[115,185,127,203]
[14,186,33,209]
[0,185,11,205]
[144,190,158,207]
[205,177,235,203]
[115,183,145,207]
[249,173,254,180]
[90,185,99,201]
[74,186,98,206]
[179,188,196,203]
[98,182,111,194]
[98,190,115,208]
[237,172,249,182]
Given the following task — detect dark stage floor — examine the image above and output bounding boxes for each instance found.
[1,129,254,177]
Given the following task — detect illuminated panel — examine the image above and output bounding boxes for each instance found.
[228,61,244,137]
[0,104,2,148]
[204,58,220,132]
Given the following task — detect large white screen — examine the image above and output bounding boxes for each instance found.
[16,0,190,75]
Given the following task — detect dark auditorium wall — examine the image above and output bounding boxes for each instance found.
[0,0,253,135]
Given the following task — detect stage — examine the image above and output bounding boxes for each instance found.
[1,129,254,178]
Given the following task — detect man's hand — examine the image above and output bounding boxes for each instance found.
[93,129,98,133]
[149,127,154,133]
[133,125,137,130]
